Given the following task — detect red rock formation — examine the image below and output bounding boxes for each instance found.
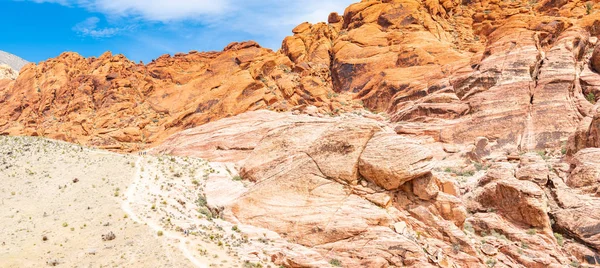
[152,110,600,267]
[0,43,357,151]
[5,1,600,266]
[4,0,600,153]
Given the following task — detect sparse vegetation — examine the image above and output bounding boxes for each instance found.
[490,230,508,241]
[452,242,462,253]
[474,162,487,171]
[443,167,475,177]
[586,2,594,15]
[586,92,596,104]
[536,150,548,160]
[554,232,564,246]
[463,222,475,233]
[329,259,342,267]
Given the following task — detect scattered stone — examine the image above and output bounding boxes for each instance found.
[46,259,59,266]
[102,231,116,241]
[480,244,498,256]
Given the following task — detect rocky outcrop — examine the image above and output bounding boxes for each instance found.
[154,111,450,266]
[0,44,357,151]
[152,109,600,267]
[359,133,433,190]
[567,148,600,193]
[3,1,600,153]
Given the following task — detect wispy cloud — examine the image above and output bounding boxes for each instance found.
[72,17,123,38]
[17,0,356,61]
[90,0,229,22]
[22,0,355,28]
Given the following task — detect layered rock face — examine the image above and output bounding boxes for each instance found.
[0,42,357,151]
[5,0,600,267]
[153,110,600,267]
[282,0,600,152]
[4,0,600,152]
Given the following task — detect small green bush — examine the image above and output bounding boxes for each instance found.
[554,232,564,246]
[329,259,342,267]
[586,2,594,15]
[586,92,596,104]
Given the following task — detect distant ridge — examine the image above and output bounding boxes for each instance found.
[0,50,28,71]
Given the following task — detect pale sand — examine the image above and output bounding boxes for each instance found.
[0,136,264,268]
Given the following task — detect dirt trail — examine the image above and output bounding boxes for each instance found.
[0,136,195,267]
[121,153,243,267]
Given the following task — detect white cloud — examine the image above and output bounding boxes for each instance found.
[21,0,357,59]
[89,0,230,22]
[73,17,122,38]
[24,0,355,25]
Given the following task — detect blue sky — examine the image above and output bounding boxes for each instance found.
[1,0,355,63]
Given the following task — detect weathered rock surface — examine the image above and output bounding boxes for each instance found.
[359,133,433,190]
[0,43,357,151]
[567,148,600,193]
[154,111,458,266]
[5,0,600,267]
[152,109,600,267]
[4,1,600,153]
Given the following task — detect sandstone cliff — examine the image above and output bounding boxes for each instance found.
[0,42,357,150]
[152,110,600,267]
[3,1,600,266]
[3,0,600,153]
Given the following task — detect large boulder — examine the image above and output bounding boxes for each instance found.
[553,203,600,251]
[358,133,433,190]
[591,44,600,73]
[241,117,382,185]
[567,148,600,193]
[476,179,550,229]
[151,110,330,163]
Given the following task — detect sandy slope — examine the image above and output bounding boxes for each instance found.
[0,136,260,268]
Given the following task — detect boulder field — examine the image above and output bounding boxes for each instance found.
[3,0,600,267]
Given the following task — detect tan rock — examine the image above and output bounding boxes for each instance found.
[480,243,498,256]
[568,148,600,192]
[516,162,550,185]
[412,174,440,201]
[476,179,550,228]
[365,192,392,208]
[359,134,433,190]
